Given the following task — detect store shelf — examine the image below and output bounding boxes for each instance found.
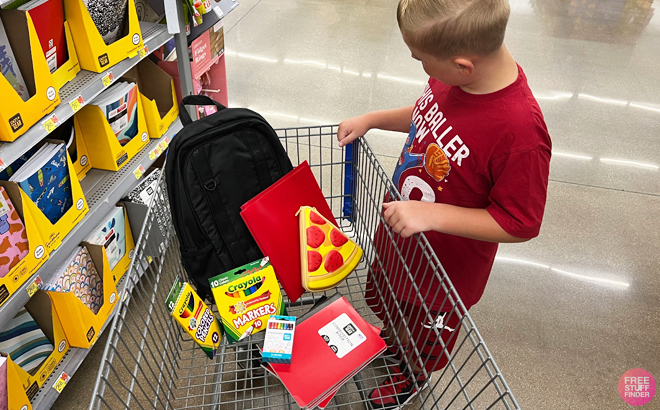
[188,0,240,46]
[29,256,150,410]
[0,119,182,333]
[0,22,172,169]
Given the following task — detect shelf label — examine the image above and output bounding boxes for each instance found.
[42,115,59,134]
[52,371,71,393]
[69,95,84,113]
[133,164,146,179]
[148,151,156,160]
[139,46,149,58]
[102,72,114,88]
[27,276,42,297]
[159,140,169,150]
[0,159,5,173]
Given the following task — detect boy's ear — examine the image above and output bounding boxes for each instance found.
[453,57,474,76]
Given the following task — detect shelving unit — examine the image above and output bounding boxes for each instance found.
[0,120,181,332]
[0,22,172,169]
[0,0,238,406]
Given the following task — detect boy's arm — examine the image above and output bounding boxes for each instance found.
[338,106,414,147]
[382,201,529,243]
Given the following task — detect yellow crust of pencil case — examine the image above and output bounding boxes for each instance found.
[298,206,363,292]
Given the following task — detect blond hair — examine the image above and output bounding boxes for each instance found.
[397,0,510,59]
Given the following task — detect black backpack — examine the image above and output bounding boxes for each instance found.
[165,96,293,299]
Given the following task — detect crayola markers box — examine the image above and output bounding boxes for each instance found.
[166,276,223,359]
[262,315,296,364]
[209,258,286,344]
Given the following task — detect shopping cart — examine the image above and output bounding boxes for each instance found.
[89,125,521,410]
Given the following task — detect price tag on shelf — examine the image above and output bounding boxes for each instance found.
[0,159,5,173]
[69,95,84,113]
[42,115,59,134]
[148,151,156,160]
[159,140,169,150]
[52,371,71,393]
[139,46,149,58]
[26,276,42,297]
[133,164,145,180]
[165,137,170,144]
[102,72,114,88]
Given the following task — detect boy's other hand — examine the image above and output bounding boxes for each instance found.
[337,114,372,147]
[382,201,434,238]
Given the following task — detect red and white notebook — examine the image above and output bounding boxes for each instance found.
[266,294,386,408]
[19,0,67,73]
[240,161,337,302]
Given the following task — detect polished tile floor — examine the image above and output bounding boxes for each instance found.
[56,0,659,409]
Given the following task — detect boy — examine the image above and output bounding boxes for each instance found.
[337,0,551,408]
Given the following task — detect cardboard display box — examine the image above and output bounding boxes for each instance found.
[87,202,136,284]
[14,290,69,399]
[75,89,149,171]
[0,10,60,142]
[123,59,178,139]
[47,244,118,349]
[63,0,144,73]
[11,140,89,252]
[48,118,92,181]
[51,20,81,90]
[1,353,32,410]
[0,182,49,308]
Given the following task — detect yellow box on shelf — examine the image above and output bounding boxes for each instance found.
[12,141,88,252]
[0,10,60,142]
[51,21,81,90]
[47,244,118,349]
[2,353,32,410]
[63,0,143,73]
[0,182,49,308]
[86,203,135,284]
[15,290,69,399]
[123,59,179,139]
[75,89,149,171]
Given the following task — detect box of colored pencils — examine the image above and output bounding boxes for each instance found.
[209,257,286,344]
[262,315,296,364]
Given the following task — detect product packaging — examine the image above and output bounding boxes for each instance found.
[166,276,223,359]
[209,257,286,344]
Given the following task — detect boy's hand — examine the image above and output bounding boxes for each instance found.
[337,114,373,147]
[382,201,435,238]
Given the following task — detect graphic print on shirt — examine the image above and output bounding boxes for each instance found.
[394,82,469,203]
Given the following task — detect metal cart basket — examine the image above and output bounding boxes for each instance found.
[89,125,520,410]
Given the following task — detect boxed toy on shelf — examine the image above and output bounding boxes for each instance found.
[75,80,150,171]
[0,182,49,308]
[1,141,88,252]
[0,290,69,399]
[85,203,135,284]
[122,59,179,139]
[63,0,143,73]
[0,9,60,142]
[43,243,118,348]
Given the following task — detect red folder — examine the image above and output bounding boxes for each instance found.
[268,296,386,408]
[240,161,337,302]
[24,0,67,72]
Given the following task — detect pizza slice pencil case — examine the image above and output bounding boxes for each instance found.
[298,206,363,291]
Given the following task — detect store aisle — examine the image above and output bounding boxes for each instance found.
[222,0,660,409]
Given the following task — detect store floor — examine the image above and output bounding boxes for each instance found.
[56,1,659,409]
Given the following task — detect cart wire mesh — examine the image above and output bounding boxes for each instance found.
[89,125,520,410]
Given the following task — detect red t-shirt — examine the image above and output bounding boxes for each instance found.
[383,65,551,310]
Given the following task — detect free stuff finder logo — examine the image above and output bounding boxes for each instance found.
[619,369,656,406]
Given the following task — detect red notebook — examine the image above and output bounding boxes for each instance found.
[241,161,337,302]
[268,295,386,408]
[21,0,67,73]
